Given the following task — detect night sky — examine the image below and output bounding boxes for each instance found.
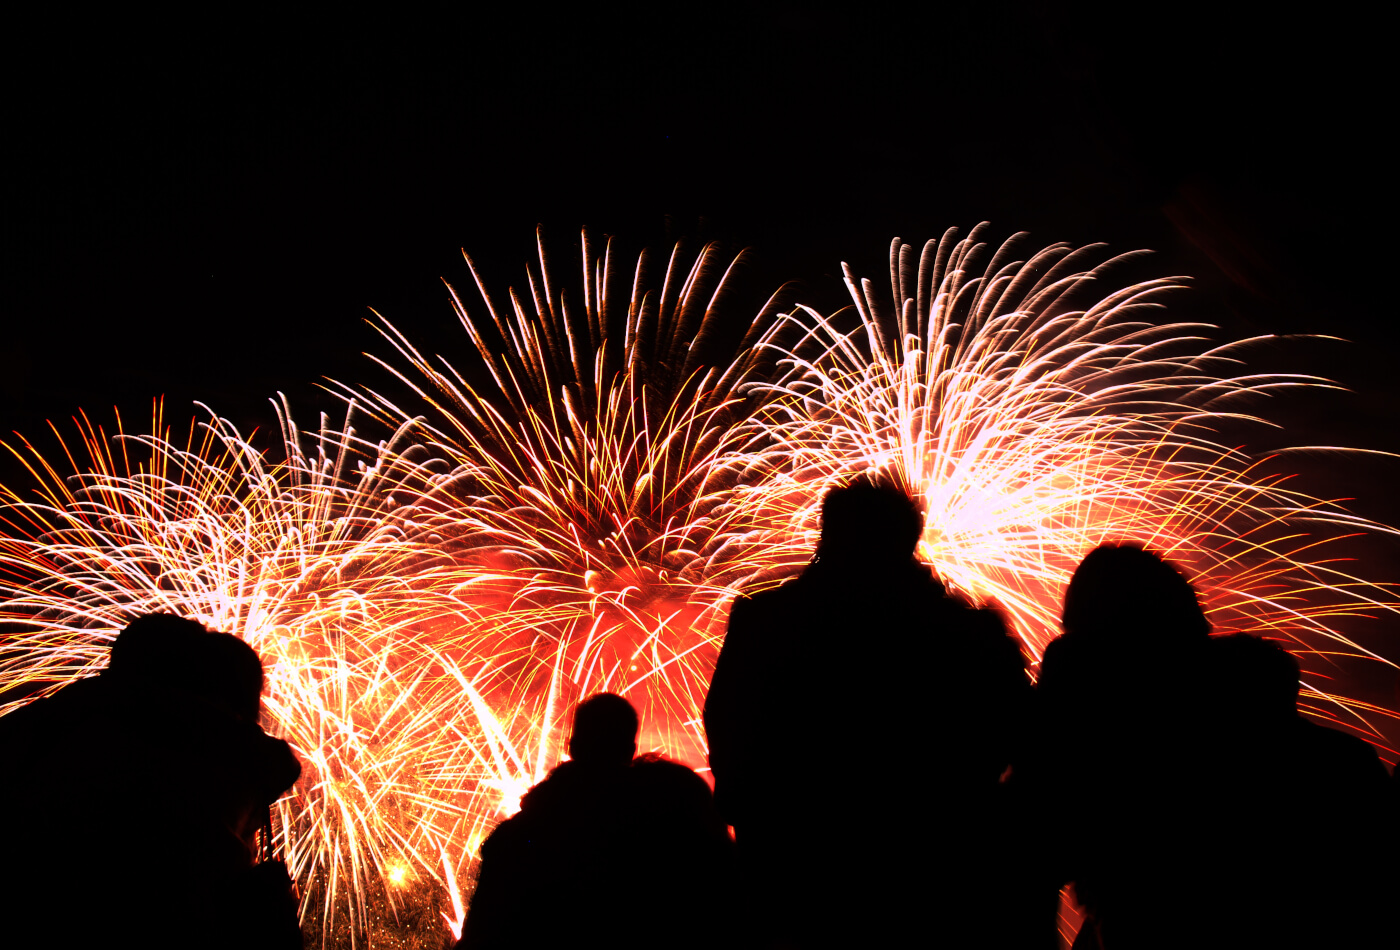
[8,5,1398,736]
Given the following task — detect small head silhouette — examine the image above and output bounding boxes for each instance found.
[815,474,924,566]
[1062,543,1209,642]
[567,692,639,767]
[1210,633,1300,723]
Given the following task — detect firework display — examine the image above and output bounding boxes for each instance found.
[759,226,1399,734]
[2,226,1396,946]
[336,230,811,769]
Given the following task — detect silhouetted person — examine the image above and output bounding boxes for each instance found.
[624,752,737,939]
[458,693,733,950]
[0,613,302,949]
[1022,544,1217,949]
[1192,633,1396,948]
[704,476,1033,947]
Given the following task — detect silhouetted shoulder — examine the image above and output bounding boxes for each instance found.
[1296,719,1391,786]
[929,595,1026,685]
[732,576,805,619]
[516,758,582,813]
[707,581,802,697]
[630,752,715,798]
[622,754,735,945]
[0,674,106,761]
[626,754,728,840]
[713,582,799,656]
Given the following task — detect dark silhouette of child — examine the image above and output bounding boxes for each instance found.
[0,613,302,949]
[1193,632,1396,949]
[458,692,733,950]
[705,476,1033,947]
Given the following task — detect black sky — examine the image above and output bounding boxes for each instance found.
[7,1,1397,691]
[9,3,1394,439]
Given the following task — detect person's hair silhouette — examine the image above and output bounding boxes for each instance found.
[107,612,210,680]
[813,473,924,565]
[1061,543,1209,642]
[108,613,266,723]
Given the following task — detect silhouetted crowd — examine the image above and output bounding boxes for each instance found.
[461,478,1397,949]
[2,478,1396,948]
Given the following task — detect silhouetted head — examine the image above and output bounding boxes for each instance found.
[567,692,638,767]
[108,613,265,723]
[815,474,924,567]
[109,613,211,683]
[1062,544,1209,642]
[1209,633,1300,723]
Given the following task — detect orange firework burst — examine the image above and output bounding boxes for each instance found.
[758,225,1399,747]
[342,229,807,768]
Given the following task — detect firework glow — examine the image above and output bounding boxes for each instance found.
[335,230,811,768]
[758,225,1399,737]
[1,225,1396,946]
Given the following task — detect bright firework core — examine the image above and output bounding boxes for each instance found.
[2,226,1396,946]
